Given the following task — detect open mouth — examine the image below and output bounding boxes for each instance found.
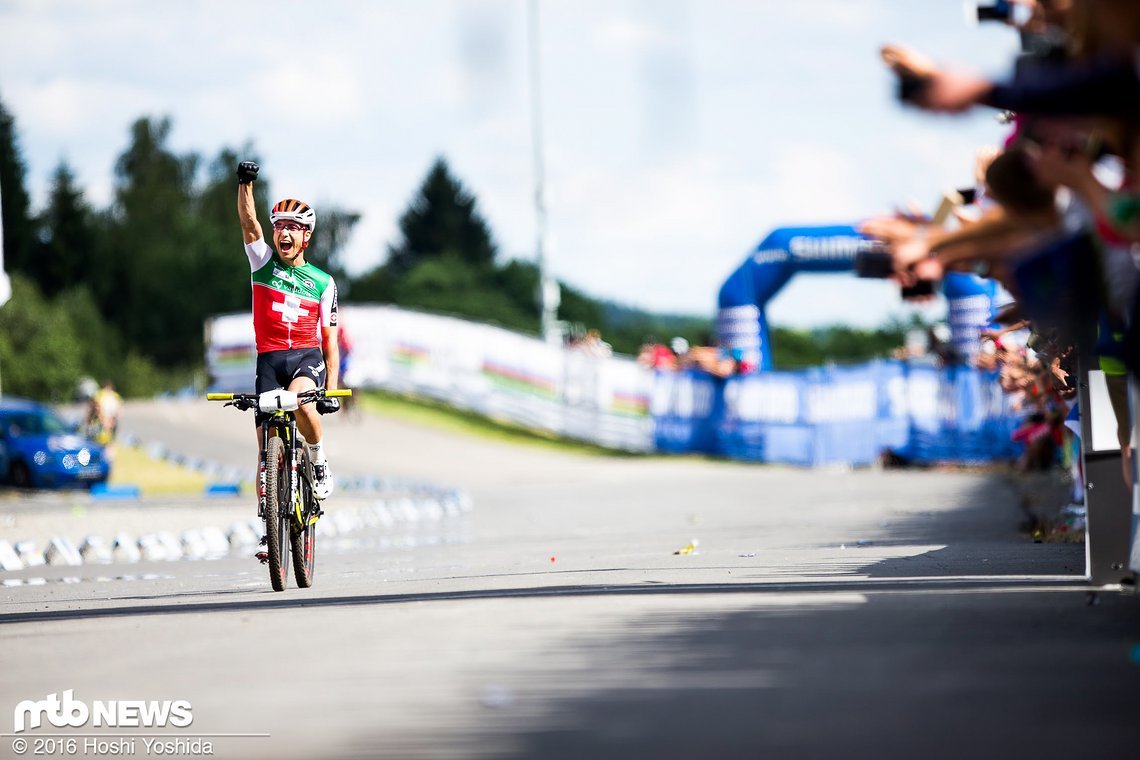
[279,238,295,254]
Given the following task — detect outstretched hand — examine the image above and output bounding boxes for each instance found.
[880,44,991,113]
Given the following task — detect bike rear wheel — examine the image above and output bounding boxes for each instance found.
[264,435,290,592]
[291,450,317,588]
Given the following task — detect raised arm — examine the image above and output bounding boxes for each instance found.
[236,161,263,244]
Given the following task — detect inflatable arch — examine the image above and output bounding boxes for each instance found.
[716,224,1000,370]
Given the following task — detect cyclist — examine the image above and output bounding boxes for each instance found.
[236,160,340,500]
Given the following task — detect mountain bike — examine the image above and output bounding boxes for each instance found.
[207,387,352,592]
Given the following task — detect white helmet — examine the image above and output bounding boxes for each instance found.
[270,198,316,231]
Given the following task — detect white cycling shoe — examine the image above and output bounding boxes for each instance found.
[311,461,334,500]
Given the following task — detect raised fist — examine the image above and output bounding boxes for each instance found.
[237,161,260,185]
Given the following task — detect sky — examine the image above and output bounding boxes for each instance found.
[0,0,1021,328]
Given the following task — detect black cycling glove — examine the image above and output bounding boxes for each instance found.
[316,397,341,415]
[237,161,260,185]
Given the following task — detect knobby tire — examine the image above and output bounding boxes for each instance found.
[291,447,317,588]
[264,435,289,592]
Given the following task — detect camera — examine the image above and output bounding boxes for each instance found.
[895,71,931,104]
[965,0,1032,26]
[854,249,895,279]
[901,280,936,299]
[931,187,978,225]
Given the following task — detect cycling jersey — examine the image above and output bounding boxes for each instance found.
[246,239,338,353]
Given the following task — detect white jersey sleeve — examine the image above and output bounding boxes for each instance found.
[245,238,274,271]
[320,279,339,328]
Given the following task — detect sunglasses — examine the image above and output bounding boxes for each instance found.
[273,221,307,233]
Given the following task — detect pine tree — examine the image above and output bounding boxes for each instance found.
[0,95,36,278]
[103,116,199,365]
[306,206,361,297]
[384,157,497,275]
[35,162,96,297]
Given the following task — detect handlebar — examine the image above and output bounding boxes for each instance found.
[207,388,352,411]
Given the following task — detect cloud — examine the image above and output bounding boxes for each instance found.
[593,17,677,54]
[536,140,867,315]
[251,57,365,125]
[779,0,885,33]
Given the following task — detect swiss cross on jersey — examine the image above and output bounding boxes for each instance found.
[272,292,311,324]
[246,239,337,353]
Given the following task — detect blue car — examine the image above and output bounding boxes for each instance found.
[0,397,111,489]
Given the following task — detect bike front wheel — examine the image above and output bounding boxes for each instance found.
[264,435,290,592]
[291,454,317,588]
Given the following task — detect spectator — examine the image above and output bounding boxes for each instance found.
[670,337,690,367]
[865,0,1140,500]
[575,328,613,358]
[637,337,676,370]
[87,381,123,460]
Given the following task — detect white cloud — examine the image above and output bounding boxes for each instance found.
[779,0,885,33]
[251,58,365,125]
[593,16,676,54]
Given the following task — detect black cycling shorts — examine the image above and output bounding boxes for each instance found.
[254,348,327,426]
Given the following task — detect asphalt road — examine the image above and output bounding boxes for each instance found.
[0,399,1136,759]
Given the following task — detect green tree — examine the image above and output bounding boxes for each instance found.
[101,116,200,366]
[0,275,83,401]
[770,323,909,369]
[307,205,361,296]
[34,162,97,297]
[345,264,394,304]
[0,95,36,278]
[54,285,125,386]
[184,149,266,323]
[383,157,497,276]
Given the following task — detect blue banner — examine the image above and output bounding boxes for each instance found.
[942,272,999,364]
[652,360,1022,466]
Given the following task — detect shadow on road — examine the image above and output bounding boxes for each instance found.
[363,586,1139,760]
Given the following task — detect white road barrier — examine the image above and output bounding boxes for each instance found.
[79,536,112,564]
[44,536,83,567]
[113,533,141,564]
[16,540,44,567]
[0,541,24,571]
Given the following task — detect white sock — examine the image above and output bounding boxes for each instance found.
[306,441,327,466]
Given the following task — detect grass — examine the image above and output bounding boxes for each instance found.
[108,443,211,496]
[357,389,648,458]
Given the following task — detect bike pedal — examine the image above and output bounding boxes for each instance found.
[255,551,269,564]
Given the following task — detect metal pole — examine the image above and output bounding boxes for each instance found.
[528,0,559,343]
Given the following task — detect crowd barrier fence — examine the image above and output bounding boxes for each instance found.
[205,306,1026,466]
